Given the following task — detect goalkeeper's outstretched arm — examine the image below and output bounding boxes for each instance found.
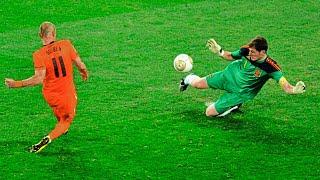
[279,77,306,94]
[219,50,234,61]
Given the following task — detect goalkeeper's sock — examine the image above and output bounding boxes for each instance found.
[217,105,239,117]
[184,74,200,85]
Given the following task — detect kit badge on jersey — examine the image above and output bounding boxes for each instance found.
[254,69,261,77]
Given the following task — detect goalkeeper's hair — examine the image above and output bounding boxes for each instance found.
[248,36,268,52]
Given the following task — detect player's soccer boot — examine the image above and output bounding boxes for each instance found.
[179,78,189,92]
[29,136,51,153]
[63,129,69,135]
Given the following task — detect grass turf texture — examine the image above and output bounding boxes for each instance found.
[1,0,320,178]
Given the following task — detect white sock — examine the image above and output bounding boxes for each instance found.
[184,74,200,85]
[217,105,239,117]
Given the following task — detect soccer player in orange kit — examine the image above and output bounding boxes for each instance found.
[5,22,88,153]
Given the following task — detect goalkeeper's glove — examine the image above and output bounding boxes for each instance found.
[292,81,306,94]
[206,38,224,56]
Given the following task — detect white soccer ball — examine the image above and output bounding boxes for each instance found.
[173,54,193,72]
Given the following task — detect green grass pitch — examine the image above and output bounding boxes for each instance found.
[0,0,320,179]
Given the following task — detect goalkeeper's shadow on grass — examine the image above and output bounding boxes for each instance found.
[178,109,248,131]
[179,110,319,148]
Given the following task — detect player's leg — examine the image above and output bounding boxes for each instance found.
[206,92,244,117]
[48,113,74,140]
[180,71,228,92]
[180,74,208,91]
[53,108,61,122]
[29,113,74,153]
[29,106,65,153]
[205,103,219,116]
[48,94,77,140]
[29,94,57,153]
[30,94,77,153]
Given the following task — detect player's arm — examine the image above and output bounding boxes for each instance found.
[278,76,306,94]
[5,68,46,88]
[206,38,234,61]
[73,56,88,81]
[219,50,234,61]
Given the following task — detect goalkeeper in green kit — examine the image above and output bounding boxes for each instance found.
[180,36,306,117]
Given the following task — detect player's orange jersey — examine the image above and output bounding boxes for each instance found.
[33,40,78,96]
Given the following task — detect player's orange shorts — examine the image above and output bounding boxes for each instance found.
[43,92,77,121]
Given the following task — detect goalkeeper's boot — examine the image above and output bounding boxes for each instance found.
[179,79,189,92]
[217,104,242,117]
[29,136,51,153]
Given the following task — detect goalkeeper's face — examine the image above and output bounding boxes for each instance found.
[249,48,266,61]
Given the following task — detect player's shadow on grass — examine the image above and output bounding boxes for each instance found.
[37,147,79,156]
[37,136,82,156]
[0,140,32,154]
[0,139,80,156]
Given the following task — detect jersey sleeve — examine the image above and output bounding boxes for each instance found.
[32,52,45,69]
[66,40,79,61]
[231,48,249,59]
[265,57,283,82]
[269,71,283,82]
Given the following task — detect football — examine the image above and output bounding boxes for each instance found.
[173,54,193,72]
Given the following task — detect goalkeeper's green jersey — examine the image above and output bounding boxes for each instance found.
[208,48,283,100]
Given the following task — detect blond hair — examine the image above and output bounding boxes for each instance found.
[39,21,56,38]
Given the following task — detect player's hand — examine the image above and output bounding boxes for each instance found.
[4,78,21,88]
[80,69,88,81]
[292,81,306,94]
[206,38,224,56]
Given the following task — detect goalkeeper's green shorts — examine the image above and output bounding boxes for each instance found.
[212,92,244,113]
[205,71,245,113]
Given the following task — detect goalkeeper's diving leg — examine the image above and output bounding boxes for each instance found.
[180,74,208,92]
